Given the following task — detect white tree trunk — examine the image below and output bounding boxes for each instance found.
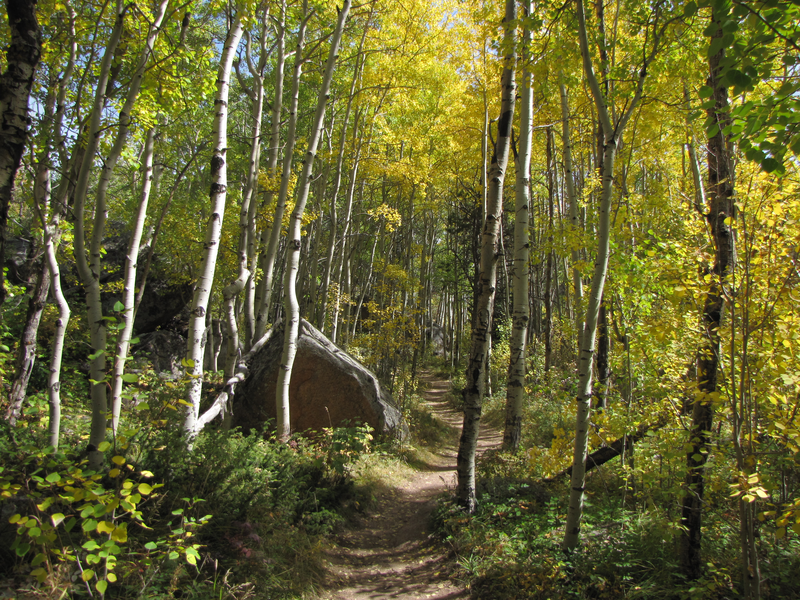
[109,127,156,431]
[255,0,310,340]
[563,0,661,550]
[184,15,244,436]
[456,0,516,512]
[275,0,351,441]
[560,75,584,348]
[70,0,126,466]
[503,0,532,453]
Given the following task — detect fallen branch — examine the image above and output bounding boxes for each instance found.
[545,416,668,482]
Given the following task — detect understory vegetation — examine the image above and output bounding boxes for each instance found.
[432,332,800,599]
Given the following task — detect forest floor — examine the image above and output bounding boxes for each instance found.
[317,370,502,600]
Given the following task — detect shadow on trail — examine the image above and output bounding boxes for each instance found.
[318,369,502,600]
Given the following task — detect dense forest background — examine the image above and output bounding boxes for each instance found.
[1,0,799,597]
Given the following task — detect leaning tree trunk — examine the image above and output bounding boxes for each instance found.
[73,0,168,450]
[70,0,126,466]
[456,0,516,513]
[275,0,351,442]
[255,0,309,341]
[563,0,663,551]
[0,0,41,313]
[183,15,244,436]
[109,127,156,431]
[680,6,737,583]
[502,0,532,454]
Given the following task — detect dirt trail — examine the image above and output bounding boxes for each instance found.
[318,370,502,600]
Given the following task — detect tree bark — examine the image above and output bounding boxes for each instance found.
[0,0,41,313]
[275,0,351,441]
[109,127,156,431]
[255,0,309,340]
[563,0,661,551]
[184,14,244,436]
[503,0,532,453]
[456,0,516,512]
[70,0,126,466]
[680,6,737,581]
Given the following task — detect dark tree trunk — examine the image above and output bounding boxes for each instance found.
[6,258,50,423]
[679,7,735,580]
[0,0,41,311]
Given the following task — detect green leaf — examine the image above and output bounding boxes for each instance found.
[121,373,139,383]
[144,542,158,550]
[83,519,98,532]
[138,483,153,495]
[698,85,714,99]
[98,441,112,452]
[96,580,108,595]
[726,68,751,89]
[761,157,783,173]
[82,569,95,582]
[684,1,697,17]
[113,301,125,312]
[181,357,195,368]
[45,472,61,483]
[87,349,105,361]
[708,36,725,57]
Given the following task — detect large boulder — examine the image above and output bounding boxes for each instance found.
[233,320,404,438]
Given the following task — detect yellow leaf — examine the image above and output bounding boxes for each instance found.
[82,569,95,582]
[111,526,128,543]
[109,469,120,478]
[97,521,114,534]
[111,456,126,466]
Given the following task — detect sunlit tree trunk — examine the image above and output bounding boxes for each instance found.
[563,0,662,550]
[255,0,309,340]
[503,0,532,453]
[276,0,351,441]
[184,14,244,436]
[70,0,126,465]
[456,0,516,512]
[75,0,168,444]
[109,127,156,431]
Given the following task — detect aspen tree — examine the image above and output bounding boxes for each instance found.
[255,0,311,340]
[109,128,157,431]
[456,0,516,512]
[0,0,40,313]
[559,75,583,348]
[563,0,669,550]
[184,13,244,436]
[72,0,169,445]
[502,0,532,453]
[275,0,351,441]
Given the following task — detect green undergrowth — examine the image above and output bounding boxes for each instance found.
[0,384,376,599]
[433,445,800,600]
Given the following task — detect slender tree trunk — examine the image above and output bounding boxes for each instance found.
[70,0,126,465]
[275,1,351,440]
[255,1,309,340]
[184,15,244,436]
[456,0,516,512]
[78,0,168,444]
[109,127,156,431]
[0,0,41,313]
[680,6,737,581]
[503,0,532,453]
[6,259,50,424]
[544,127,555,372]
[563,0,661,550]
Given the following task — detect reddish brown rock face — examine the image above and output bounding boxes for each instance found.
[233,320,404,437]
